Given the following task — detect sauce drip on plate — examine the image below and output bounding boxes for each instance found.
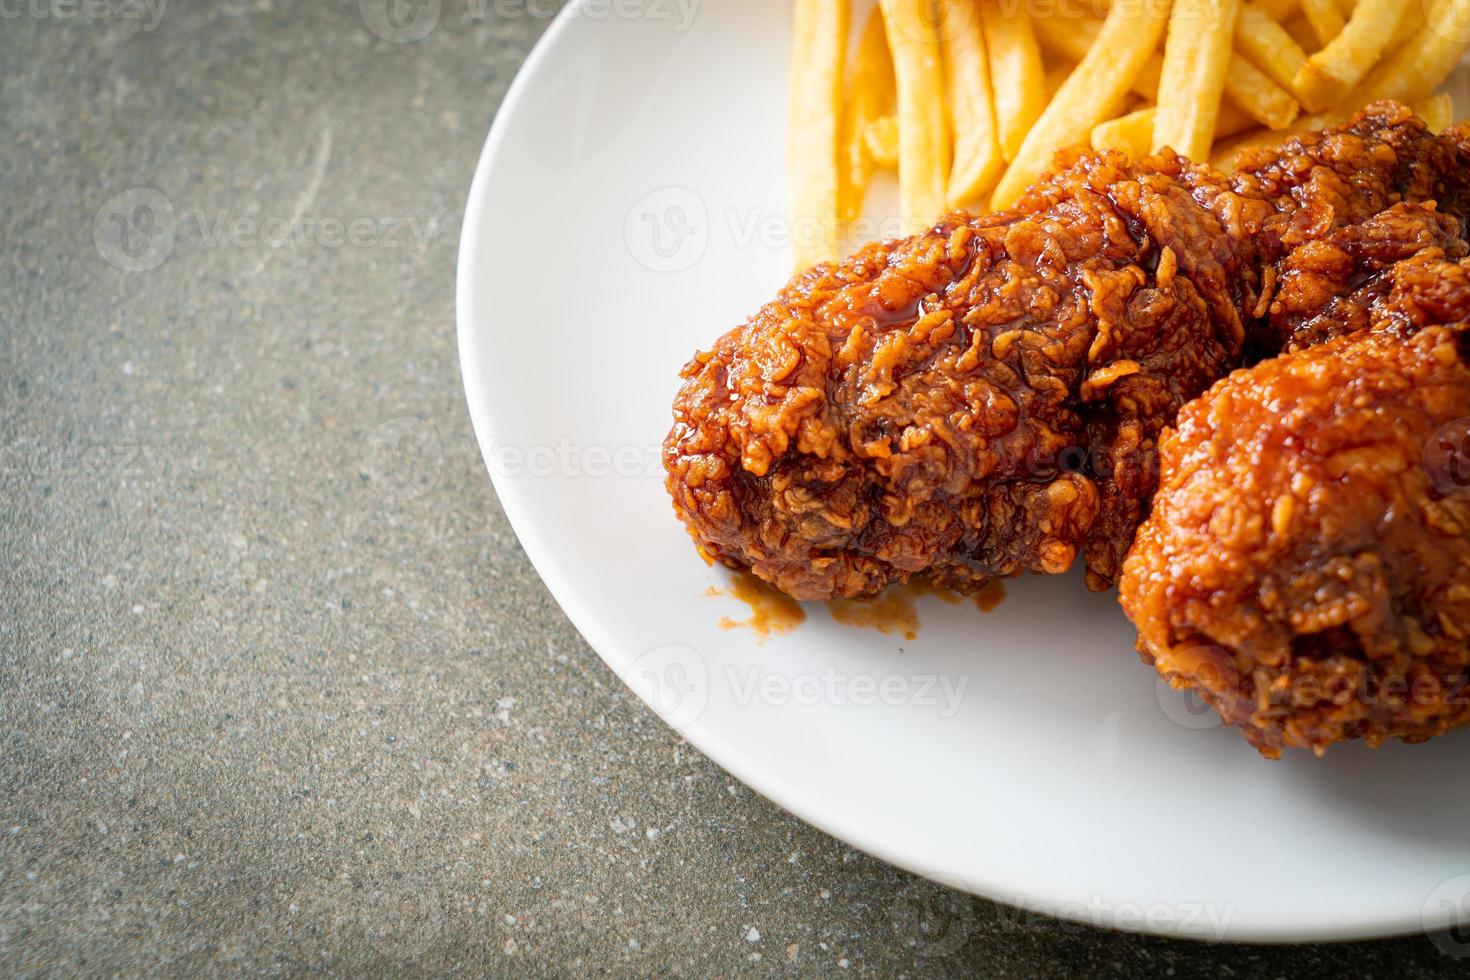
[710,574,1005,642]
[828,588,923,640]
[710,572,806,641]
[972,580,1007,612]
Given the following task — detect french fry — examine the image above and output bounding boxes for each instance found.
[866,115,900,168]
[939,0,1004,207]
[1417,91,1455,133]
[1299,0,1345,45]
[1354,0,1470,105]
[1033,15,1162,101]
[1036,9,1298,129]
[1154,0,1240,158]
[1044,62,1075,99]
[1216,101,1264,137]
[1093,101,1256,158]
[1225,55,1301,129]
[1092,107,1157,156]
[788,0,848,268]
[1254,0,1300,17]
[839,8,895,223]
[1281,13,1320,50]
[1236,2,1309,90]
[1385,0,1424,50]
[979,0,1046,161]
[881,0,951,230]
[1104,0,1299,16]
[1292,0,1410,110]
[991,0,1173,209]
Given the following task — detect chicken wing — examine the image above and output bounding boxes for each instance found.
[1120,324,1470,757]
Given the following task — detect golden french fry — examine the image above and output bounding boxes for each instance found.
[991,0,1173,209]
[1215,101,1263,137]
[1092,107,1157,156]
[1225,55,1301,128]
[1254,0,1300,17]
[1281,13,1320,49]
[788,0,847,269]
[1094,101,1258,158]
[1103,0,1299,15]
[839,8,895,223]
[1292,0,1410,110]
[1236,3,1309,90]
[1154,0,1240,158]
[1033,15,1162,101]
[865,115,900,168]
[881,0,951,231]
[1354,0,1470,105]
[1036,10,1298,129]
[1386,0,1424,49]
[939,0,1004,207]
[1047,61,1078,99]
[1417,91,1455,132]
[1298,0,1345,43]
[979,0,1046,161]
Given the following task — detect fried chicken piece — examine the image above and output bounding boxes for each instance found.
[1227,105,1470,354]
[665,152,1253,600]
[664,103,1470,601]
[1119,325,1470,757]
[1274,235,1470,351]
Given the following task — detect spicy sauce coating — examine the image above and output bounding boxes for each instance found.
[1120,326,1470,756]
[664,103,1470,601]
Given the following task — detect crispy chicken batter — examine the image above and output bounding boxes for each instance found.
[665,103,1470,600]
[1120,324,1470,757]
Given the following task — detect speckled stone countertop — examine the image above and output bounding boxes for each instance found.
[0,3,1463,975]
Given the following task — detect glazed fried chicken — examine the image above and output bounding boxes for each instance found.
[666,152,1251,600]
[1119,323,1470,757]
[664,103,1470,601]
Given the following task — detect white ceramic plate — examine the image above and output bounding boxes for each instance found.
[457,0,1470,942]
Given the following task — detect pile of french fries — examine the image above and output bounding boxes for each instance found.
[790,0,1470,268]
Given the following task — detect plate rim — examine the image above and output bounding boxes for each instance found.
[454,0,1457,945]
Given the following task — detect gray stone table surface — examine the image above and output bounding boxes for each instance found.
[1,2,1465,976]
